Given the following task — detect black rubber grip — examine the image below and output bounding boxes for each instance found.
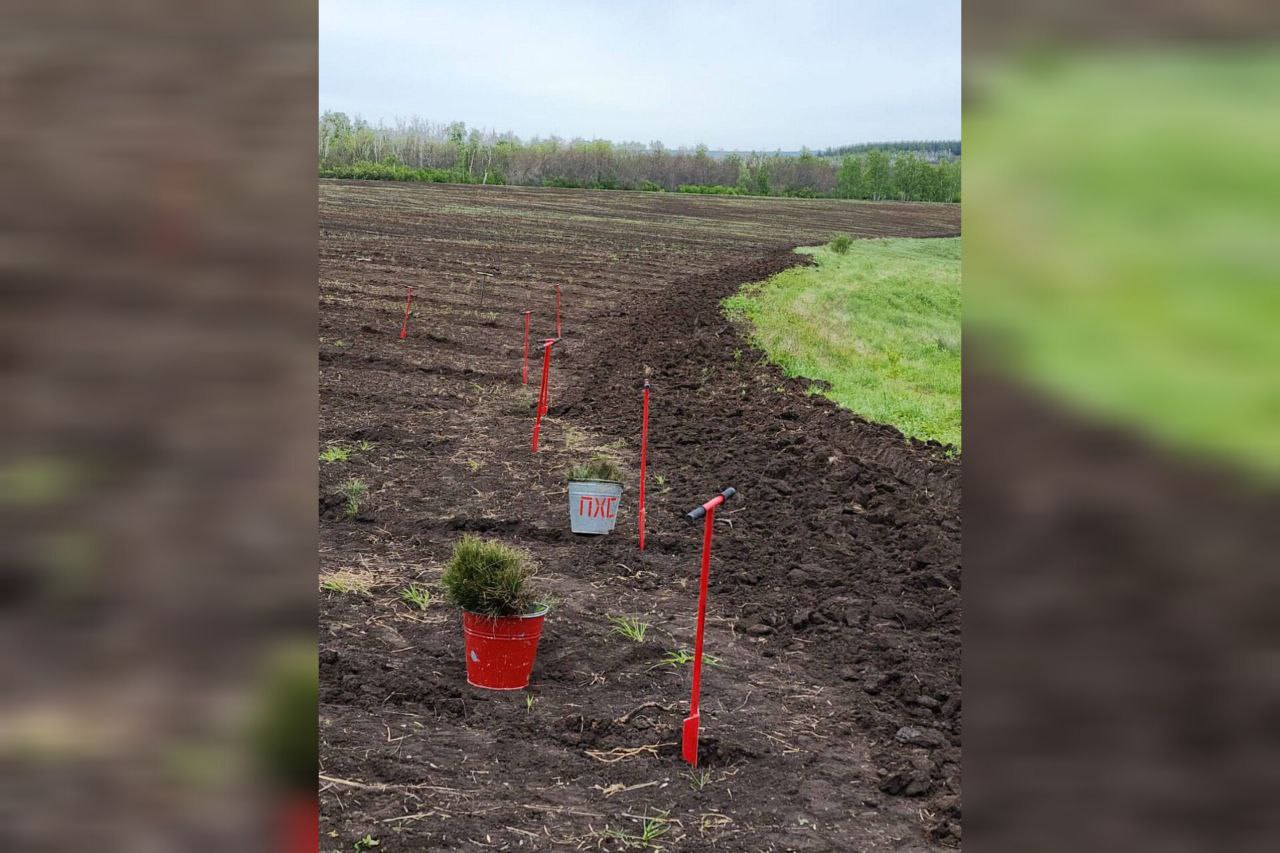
[684,487,736,522]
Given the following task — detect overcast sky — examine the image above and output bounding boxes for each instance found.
[319,0,960,150]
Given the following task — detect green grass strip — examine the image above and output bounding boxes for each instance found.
[725,238,960,449]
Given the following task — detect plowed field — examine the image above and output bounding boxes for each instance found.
[319,181,961,850]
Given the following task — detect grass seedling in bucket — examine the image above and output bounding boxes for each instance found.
[249,644,319,853]
[399,285,414,340]
[567,456,624,535]
[441,535,549,690]
[682,487,736,766]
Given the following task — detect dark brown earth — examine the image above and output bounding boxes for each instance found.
[319,181,961,850]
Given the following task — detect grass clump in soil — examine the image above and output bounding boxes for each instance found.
[608,615,649,643]
[398,583,431,611]
[649,648,722,671]
[320,568,374,596]
[319,445,351,463]
[440,535,542,617]
[340,478,368,517]
[724,237,960,449]
[568,455,622,483]
[598,810,671,848]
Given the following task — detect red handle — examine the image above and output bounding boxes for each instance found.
[688,501,717,720]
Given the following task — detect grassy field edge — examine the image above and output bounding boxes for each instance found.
[724,237,961,450]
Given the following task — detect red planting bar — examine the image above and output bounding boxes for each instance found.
[530,338,559,453]
[638,379,650,551]
[521,310,532,384]
[399,285,414,340]
[682,486,736,766]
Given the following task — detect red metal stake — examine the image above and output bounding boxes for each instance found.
[531,339,555,452]
[555,286,562,338]
[521,310,532,384]
[638,380,650,551]
[682,487,736,766]
[399,285,414,340]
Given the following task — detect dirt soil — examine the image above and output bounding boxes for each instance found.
[319,182,961,851]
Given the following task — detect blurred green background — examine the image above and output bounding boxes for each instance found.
[965,47,1280,480]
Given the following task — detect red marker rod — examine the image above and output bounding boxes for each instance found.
[682,486,736,766]
[638,380,650,551]
[530,338,559,453]
[399,285,414,340]
[555,285,562,338]
[521,310,532,384]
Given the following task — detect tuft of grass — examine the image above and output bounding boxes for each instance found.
[525,694,536,711]
[649,649,722,671]
[688,768,712,790]
[353,835,379,850]
[398,583,431,611]
[568,455,622,483]
[319,569,374,596]
[828,233,853,254]
[340,478,368,517]
[356,440,376,452]
[598,810,670,849]
[724,237,960,449]
[440,535,542,617]
[319,445,351,463]
[608,615,649,643]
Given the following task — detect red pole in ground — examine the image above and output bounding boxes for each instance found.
[639,380,650,551]
[521,311,532,384]
[538,340,552,417]
[555,285,562,338]
[682,487,736,766]
[530,338,557,453]
[399,286,414,340]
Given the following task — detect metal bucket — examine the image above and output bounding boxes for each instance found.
[462,607,548,690]
[567,480,624,534]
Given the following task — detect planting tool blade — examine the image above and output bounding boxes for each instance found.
[682,713,700,766]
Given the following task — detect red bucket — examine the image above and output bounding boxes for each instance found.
[278,793,318,853]
[462,608,548,690]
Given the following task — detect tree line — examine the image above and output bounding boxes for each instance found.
[319,112,959,203]
[816,139,960,159]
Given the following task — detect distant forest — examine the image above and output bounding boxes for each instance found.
[319,113,960,202]
[816,140,960,160]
